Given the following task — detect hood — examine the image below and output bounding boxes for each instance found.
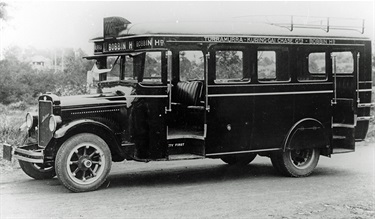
[39,81,136,110]
[59,93,127,109]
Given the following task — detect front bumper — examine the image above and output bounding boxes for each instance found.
[2,143,44,164]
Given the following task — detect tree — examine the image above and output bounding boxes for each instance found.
[216,51,242,79]
[0,2,8,21]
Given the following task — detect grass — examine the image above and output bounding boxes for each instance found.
[0,104,37,172]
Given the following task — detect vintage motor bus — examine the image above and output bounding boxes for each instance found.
[3,16,372,192]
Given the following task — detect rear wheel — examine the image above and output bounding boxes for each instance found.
[55,133,112,192]
[271,148,320,177]
[221,153,257,166]
[19,161,56,180]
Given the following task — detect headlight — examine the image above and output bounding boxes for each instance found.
[48,115,62,132]
[26,113,34,129]
[48,116,56,132]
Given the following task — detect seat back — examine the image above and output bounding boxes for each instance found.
[172,81,203,106]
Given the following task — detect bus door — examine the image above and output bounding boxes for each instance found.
[131,52,169,159]
[204,48,253,155]
[165,49,206,160]
[331,50,360,152]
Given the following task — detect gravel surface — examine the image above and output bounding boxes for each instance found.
[0,142,374,219]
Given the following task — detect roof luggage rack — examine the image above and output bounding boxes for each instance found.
[234,15,365,34]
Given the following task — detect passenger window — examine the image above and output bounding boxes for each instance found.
[308,53,326,74]
[298,52,327,81]
[143,52,162,82]
[331,51,354,74]
[257,49,290,82]
[180,51,204,81]
[215,51,245,83]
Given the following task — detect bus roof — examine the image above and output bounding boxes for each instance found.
[88,17,371,56]
[114,20,370,40]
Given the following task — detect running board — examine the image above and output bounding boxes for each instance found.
[332,148,354,154]
[168,154,204,160]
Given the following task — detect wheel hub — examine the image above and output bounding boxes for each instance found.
[83,159,92,168]
[290,149,314,168]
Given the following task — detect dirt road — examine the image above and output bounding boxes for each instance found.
[1,142,374,219]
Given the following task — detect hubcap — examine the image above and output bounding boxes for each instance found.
[289,149,315,169]
[83,159,92,168]
[66,143,105,184]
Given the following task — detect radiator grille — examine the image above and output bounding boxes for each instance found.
[38,101,53,147]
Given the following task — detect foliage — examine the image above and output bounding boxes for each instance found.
[0,2,8,21]
[180,51,204,80]
[216,51,243,80]
[0,46,93,105]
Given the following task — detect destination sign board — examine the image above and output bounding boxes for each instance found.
[93,35,353,55]
[203,36,336,45]
[95,37,166,54]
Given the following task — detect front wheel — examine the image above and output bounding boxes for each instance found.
[55,133,112,192]
[271,148,320,177]
[221,153,257,166]
[19,160,56,180]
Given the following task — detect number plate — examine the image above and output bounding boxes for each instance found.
[2,143,12,161]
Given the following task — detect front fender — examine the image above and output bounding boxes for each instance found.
[54,119,113,139]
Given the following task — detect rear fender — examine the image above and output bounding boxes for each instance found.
[283,118,329,153]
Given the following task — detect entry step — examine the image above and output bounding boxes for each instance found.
[332,135,346,140]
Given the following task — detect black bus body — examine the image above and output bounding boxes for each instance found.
[3,16,372,192]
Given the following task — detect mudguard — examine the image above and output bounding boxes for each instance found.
[283,118,329,151]
[54,119,114,139]
[53,119,126,161]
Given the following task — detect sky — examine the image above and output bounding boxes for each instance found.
[1,1,374,56]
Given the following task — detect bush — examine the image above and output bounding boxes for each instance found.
[8,101,28,111]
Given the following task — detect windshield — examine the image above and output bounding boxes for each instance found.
[103,51,165,83]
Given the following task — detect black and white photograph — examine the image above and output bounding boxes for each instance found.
[0,1,374,218]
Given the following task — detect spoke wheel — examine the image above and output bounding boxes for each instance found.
[66,143,106,185]
[271,148,320,177]
[19,160,56,180]
[56,133,111,192]
[221,153,257,166]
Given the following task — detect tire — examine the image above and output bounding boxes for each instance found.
[55,133,112,192]
[19,160,56,180]
[271,148,320,177]
[221,153,257,166]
